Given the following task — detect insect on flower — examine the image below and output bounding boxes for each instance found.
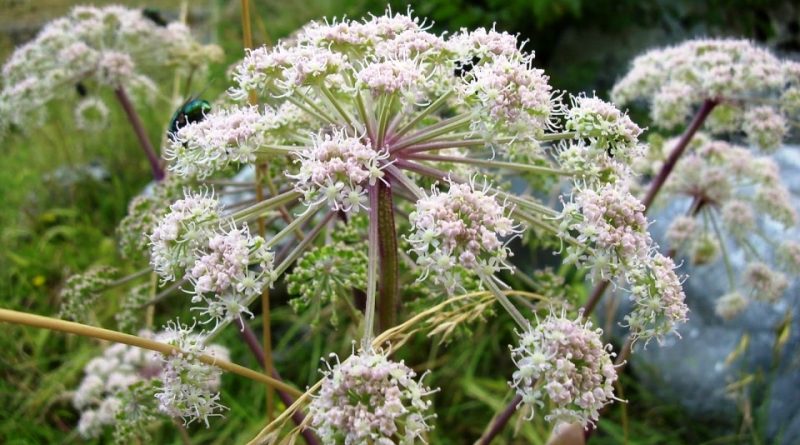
[168,98,212,142]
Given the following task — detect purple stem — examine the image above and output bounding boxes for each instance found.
[377,181,399,331]
[113,87,165,181]
[476,395,523,445]
[641,99,719,209]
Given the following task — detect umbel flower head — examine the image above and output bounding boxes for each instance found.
[623,253,689,344]
[188,223,276,327]
[144,8,687,347]
[612,38,798,151]
[407,177,520,291]
[655,134,796,273]
[743,262,789,303]
[560,181,652,278]
[166,103,311,179]
[308,347,437,444]
[171,9,568,184]
[0,5,222,135]
[715,291,749,321]
[149,189,222,282]
[288,129,390,214]
[565,94,643,162]
[510,311,618,427]
[153,321,229,427]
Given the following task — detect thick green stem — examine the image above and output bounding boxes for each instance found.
[377,181,399,332]
[363,186,380,344]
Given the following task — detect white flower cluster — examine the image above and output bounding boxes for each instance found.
[167,102,310,179]
[612,39,799,151]
[229,44,349,100]
[189,223,276,327]
[561,182,652,277]
[743,262,789,304]
[623,253,689,343]
[150,190,223,281]
[555,97,644,189]
[0,5,222,134]
[407,178,519,291]
[289,130,389,214]
[73,334,160,438]
[460,56,555,137]
[715,292,749,321]
[449,27,524,62]
[166,106,263,178]
[72,328,229,438]
[308,348,437,444]
[154,321,230,427]
[559,179,689,343]
[179,10,560,185]
[510,312,618,427]
[356,59,427,96]
[149,189,278,325]
[565,95,643,162]
[647,133,797,322]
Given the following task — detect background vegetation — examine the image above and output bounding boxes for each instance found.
[0,0,798,444]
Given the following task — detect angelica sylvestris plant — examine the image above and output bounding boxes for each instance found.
[612,39,799,324]
[0,5,223,179]
[3,8,708,444]
[158,9,685,434]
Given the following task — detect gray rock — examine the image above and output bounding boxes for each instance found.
[606,145,800,441]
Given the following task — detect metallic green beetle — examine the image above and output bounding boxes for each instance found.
[168,98,211,142]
